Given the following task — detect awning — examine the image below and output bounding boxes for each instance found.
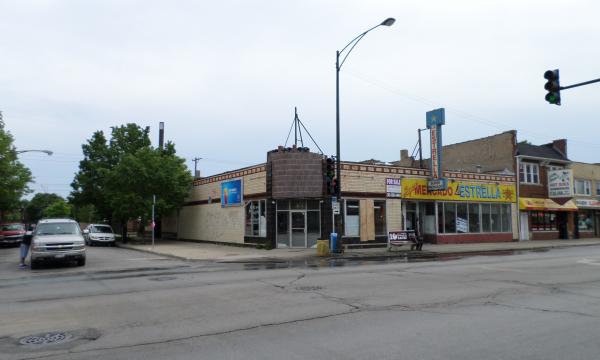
[519,198,578,212]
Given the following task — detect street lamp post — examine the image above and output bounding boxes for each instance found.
[334,17,395,232]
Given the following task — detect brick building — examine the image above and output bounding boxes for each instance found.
[571,162,600,238]
[163,144,517,248]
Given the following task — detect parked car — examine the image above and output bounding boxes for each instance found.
[0,223,26,247]
[83,224,116,246]
[30,218,86,269]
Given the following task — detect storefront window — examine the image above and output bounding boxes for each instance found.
[345,200,360,237]
[501,204,511,232]
[374,200,386,236]
[531,211,557,231]
[456,203,468,233]
[468,203,481,232]
[437,203,444,234]
[578,211,595,231]
[245,200,266,237]
[481,204,491,232]
[444,203,456,233]
[491,204,502,232]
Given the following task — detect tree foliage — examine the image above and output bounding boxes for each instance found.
[26,193,64,223]
[42,198,72,218]
[0,118,32,220]
[71,123,192,228]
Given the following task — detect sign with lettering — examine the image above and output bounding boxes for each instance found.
[547,169,573,198]
[386,178,401,198]
[388,230,417,246]
[426,108,445,179]
[402,178,516,202]
[575,198,600,208]
[428,178,448,191]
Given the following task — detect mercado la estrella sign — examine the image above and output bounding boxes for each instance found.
[402,178,516,202]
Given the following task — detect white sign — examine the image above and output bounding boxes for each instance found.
[456,217,468,233]
[332,202,340,215]
[548,169,573,198]
[575,198,600,208]
[386,178,401,198]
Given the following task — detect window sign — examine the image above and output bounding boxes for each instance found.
[386,178,401,198]
[456,217,468,233]
[548,169,573,197]
[221,179,243,207]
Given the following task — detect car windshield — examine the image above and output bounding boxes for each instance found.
[91,225,113,233]
[1,224,24,231]
[36,223,80,235]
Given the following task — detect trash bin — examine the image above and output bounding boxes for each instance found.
[330,232,338,253]
[316,239,329,256]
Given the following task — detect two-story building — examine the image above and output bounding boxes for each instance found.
[570,162,600,238]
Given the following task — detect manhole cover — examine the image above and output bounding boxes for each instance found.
[295,286,323,291]
[20,332,74,346]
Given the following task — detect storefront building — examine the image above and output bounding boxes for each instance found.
[516,140,576,240]
[571,162,600,238]
[164,145,518,248]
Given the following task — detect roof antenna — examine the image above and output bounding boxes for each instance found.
[284,107,324,154]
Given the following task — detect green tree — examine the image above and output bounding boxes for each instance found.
[105,145,192,230]
[71,124,151,222]
[42,198,72,218]
[25,193,63,223]
[0,118,33,220]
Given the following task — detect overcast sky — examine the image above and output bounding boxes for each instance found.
[2,0,599,198]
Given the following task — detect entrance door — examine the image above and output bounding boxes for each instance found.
[520,212,530,241]
[290,211,306,248]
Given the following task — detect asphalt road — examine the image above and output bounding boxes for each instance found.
[2,245,600,359]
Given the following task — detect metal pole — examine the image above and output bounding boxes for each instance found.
[418,129,423,169]
[561,78,600,90]
[152,194,155,249]
[335,50,341,248]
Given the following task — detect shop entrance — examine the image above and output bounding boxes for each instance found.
[404,201,436,240]
[276,200,321,248]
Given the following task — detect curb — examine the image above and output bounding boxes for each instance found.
[113,241,600,263]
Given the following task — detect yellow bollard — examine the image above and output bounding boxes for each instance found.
[316,239,330,256]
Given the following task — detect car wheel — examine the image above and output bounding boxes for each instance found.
[30,260,40,270]
[77,258,86,267]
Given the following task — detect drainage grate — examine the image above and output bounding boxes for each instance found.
[19,332,74,346]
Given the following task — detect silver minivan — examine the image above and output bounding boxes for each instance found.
[30,218,86,269]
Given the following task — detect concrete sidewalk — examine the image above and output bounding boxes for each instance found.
[115,238,600,262]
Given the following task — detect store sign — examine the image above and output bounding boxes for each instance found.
[547,169,573,198]
[388,230,416,246]
[575,198,600,208]
[428,178,448,191]
[221,179,243,207]
[426,108,445,179]
[402,178,517,202]
[386,178,401,198]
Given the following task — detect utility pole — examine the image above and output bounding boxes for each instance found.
[192,157,202,178]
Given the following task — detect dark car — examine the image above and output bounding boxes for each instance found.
[0,223,26,247]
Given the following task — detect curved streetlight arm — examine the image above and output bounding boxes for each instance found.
[337,24,381,71]
[15,149,53,156]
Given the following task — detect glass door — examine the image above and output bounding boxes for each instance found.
[277,211,290,248]
[291,211,306,248]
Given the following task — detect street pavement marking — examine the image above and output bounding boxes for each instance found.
[577,259,600,266]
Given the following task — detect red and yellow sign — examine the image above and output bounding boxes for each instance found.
[402,178,516,202]
[519,198,577,211]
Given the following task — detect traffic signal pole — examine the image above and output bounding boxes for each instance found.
[544,69,600,105]
[560,77,600,90]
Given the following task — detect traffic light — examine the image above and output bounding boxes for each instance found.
[544,69,561,105]
[332,177,339,196]
[325,157,335,195]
